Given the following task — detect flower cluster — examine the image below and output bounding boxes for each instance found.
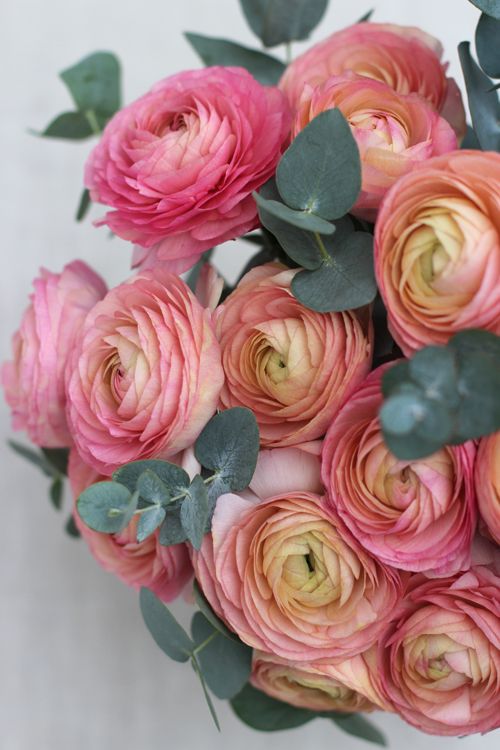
[3,8,500,744]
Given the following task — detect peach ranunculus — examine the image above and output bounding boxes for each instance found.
[293,74,457,220]
[379,566,500,736]
[280,22,465,138]
[322,366,477,576]
[68,450,192,602]
[374,150,500,355]
[251,649,382,713]
[215,264,373,447]
[66,270,224,475]
[85,67,291,274]
[192,445,403,662]
[475,433,500,545]
[1,261,107,447]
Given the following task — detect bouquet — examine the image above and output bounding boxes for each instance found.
[3,0,500,744]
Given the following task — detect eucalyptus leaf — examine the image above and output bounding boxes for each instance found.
[193,580,239,641]
[191,613,252,699]
[468,0,500,20]
[231,684,314,731]
[159,506,188,546]
[60,51,121,118]
[41,448,69,476]
[276,109,361,220]
[254,192,335,235]
[185,249,214,292]
[137,470,171,506]
[408,346,459,407]
[77,482,138,533]
[357,9,374,22]
[476,13,500,78]
[180,476,209,550]
[331,715,386,746]
[195,408,259,498]
[291,232,376,312]
[65,515,81,538]
[137,506,166,543]
[49,477,63,511]
[461,125,481,149]
[8,440,56,477]
[458,41,500,151]
[191,656,221,731]
[41,111,93,140]
[113,460,189,496]
[185,33,285,85]
[76,188,91,221]
[139,588,193,662]
[239,0,328,48]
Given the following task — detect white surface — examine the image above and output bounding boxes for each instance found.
[1,1,497,749]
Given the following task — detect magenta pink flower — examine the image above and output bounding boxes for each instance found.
[69,450,192,602]
[379,566,500,736]
[2,261,106,447]
[322,366,477,576]
[66,270,224,475]
[85,67,290,273]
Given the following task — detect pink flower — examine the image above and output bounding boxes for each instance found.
[66,270,224,475]
[251,649,384,713]
[322,366,477,576]
[379,566,500,736]
[280,22,465,139]
[68,450,192,602]
[193,445,403,662]
[85,67,290,273]
[475,433,500,545]
[374,150,500,355]
[293,74,456,220]
[215,264,373,447]
[2,261,106,447]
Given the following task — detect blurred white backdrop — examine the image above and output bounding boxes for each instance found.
[1,1,497,749]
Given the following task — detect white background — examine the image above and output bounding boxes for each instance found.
[1,1,498,749]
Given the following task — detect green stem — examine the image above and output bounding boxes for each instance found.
[285,41,293,65]
[131,472,219,514]
[314,232,331,263]
[85,109,101,136]
[192,630,218,656]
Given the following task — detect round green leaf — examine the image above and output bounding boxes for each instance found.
[409,346,459,407]
[139,588,193,663]
[113,460,189,496]
[184,33,285,85]
[41,111,93,139]
[254,191,335,235]
[137,506,166,543]
[276,109,361,220]
[193,580,240,641]
[458,42,500,152]
[239,0,328,48]
[77,482,137,533]
[469,0,500,20]
[60,51,121,118]
[476,13,500,78]
[180,476,209,550]
[231,684,314,730]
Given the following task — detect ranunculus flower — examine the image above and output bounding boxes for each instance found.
[379,566,500,736]
[193,445,403,662]
[2,261,107,447]
[280,22,466,138]
[251,649,382,713]
[322,366,477,575]
[68,450,192,602]
[215,264,372,447]
[66,270,224,475]
[293,74,456,220]
[85,67,290,274]
[475,433,500,545]
[375,150,500,355]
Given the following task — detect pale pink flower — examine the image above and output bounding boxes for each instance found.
[475,433,500,545]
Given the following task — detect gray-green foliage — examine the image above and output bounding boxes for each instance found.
[239,0,329,47]
[458,42,500,151]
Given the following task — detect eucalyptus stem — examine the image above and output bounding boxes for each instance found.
[85,109,101,136]
[192,630,218,656]
[129,472,218,515]
[314,232,331,262]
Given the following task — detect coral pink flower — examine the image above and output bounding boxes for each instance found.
[280,22,465,138]
[375,150,500,355]
[69,450,192,602]
[66,271,224,475]
[322,366,477,576]
[193,445,403,662]
[2,261,106,447]
[215,264,372,447]
[251,648,385,713]
[379,566,500,736]
[85,67,290,273]
[293,74,456,220]
[475,433,500,545]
